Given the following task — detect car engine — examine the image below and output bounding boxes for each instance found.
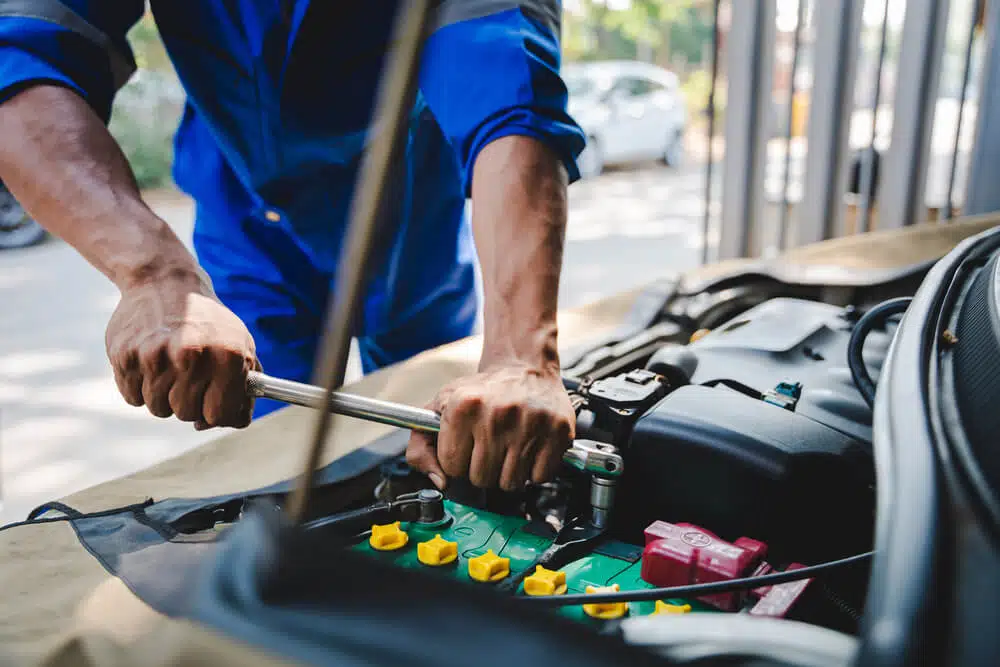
[308,295,890,636]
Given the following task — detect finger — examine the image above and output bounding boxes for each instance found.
[406,431,446,490]
[531,417,573,483]
[202,351,253,428]
[112,365,144,407]
[491,404,526,491]
[169,372,210,423]
[500,437,537,492]
[437,388,478,479]
[141,365,176,419]
[469,406,507,488]
[194,419,212,431]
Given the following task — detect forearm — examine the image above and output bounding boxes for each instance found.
[0,85,200,291]
[470,135,568,375]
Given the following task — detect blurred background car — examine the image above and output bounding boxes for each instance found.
[564,60,688,178]
[0,181,45,250]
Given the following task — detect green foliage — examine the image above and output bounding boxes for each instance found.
[600,0,699,49]
[107,13,182,190]
[680,68,724,128]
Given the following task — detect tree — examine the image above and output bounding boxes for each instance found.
[563,0,714,69]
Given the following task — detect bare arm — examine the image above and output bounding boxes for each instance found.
[0,85,257,428]
[472,135,566,375]
[407,135,575,491]
[0,86,193,288]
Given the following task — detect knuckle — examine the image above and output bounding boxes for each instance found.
[138,345,165,374]
[452,389,484,417]
[490,403,521,432]
[170,343,204,371]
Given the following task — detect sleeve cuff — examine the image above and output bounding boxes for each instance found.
[0,45,88,106]
[463,108,585,195]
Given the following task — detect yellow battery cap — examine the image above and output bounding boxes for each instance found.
[417,534,458,566]
[583,584,628,619]
[369,521,408,551]
[523,566,567,596]
[653,601,692,615]
[468,549,510,582]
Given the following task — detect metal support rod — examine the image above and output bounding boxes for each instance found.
[718,0,776,259]
[945,0,984,220]
[879,0,952,229]
[286,0,434,523]
[795,0,864,245]
[701,0,722,265]
[857,0,892,235]
[965,0,1000,214]
[776,0,807,251]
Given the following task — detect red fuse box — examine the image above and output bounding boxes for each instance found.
[640,521,768,611]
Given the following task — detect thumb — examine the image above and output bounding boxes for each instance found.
[406,431,447,490]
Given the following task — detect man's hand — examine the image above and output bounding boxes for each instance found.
[0,86,259,429]
[106,268,259,430]
[406,135,574,490]
[407,364,574,491]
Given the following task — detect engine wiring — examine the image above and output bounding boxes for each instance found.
[517,551,874,606]
[847,297,912,408]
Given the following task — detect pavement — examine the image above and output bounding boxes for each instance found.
[0,161,709,524]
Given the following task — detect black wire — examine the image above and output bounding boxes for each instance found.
[847,297,912,409]
[518,551,874,607]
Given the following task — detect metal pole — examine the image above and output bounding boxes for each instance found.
[795,0,864,245]
[879,0,952,229]
[701,0,722,265]
[858,0,892,235]
[965,0,1000,214]
[286,1,434,523]
[776,0,807,251]
[945,0,985,220]
[718,0,776,259]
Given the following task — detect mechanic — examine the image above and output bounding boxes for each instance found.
[0,2,586,492]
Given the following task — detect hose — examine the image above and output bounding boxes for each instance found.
[518,550,874,607]
[847,297,912,409]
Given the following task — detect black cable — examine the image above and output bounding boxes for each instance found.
[847,297,912,409]
[518,551,874,607]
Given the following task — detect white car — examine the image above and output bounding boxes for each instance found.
[564,60,687,178]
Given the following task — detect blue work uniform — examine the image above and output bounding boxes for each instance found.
[0,1,585,417]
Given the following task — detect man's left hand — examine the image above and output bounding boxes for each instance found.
[406,363,575,491]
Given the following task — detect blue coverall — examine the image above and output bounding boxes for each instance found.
[0,1,585,416]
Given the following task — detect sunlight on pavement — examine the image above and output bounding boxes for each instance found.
[0,350,84,378]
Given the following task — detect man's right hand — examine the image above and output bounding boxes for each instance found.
[106,268,259,430]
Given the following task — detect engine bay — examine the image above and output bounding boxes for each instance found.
[300,296,893,636]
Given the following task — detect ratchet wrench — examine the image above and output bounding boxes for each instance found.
[247,371,441,433]
[246,371,623,476]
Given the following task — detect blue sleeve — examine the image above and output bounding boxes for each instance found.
[0,2,144,122]
[419,6,586,196]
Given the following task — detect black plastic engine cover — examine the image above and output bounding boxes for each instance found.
[616,384,875,562]
[648,298,897,444]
